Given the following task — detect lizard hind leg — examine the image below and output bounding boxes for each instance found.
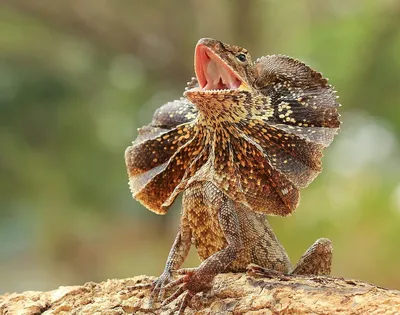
[291,238,333,276]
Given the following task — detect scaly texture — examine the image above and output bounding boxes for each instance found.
[125,38,340,313]
[2,274,400,315]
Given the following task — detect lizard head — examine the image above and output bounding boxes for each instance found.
[184,38,257,120]
[185,38,254,97]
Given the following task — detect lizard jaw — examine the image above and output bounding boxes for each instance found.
[188,43,250,94]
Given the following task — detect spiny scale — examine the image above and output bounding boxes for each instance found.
[125,50,340,216]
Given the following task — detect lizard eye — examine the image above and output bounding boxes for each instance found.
[236,53,247,62]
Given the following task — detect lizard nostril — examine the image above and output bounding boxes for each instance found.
[217,41,225,50]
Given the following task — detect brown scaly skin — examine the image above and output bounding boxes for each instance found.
[125,38,340,313]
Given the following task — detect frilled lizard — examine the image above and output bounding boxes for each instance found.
[125,38,340,313]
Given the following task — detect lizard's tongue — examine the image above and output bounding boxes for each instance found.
[195,44,242,91]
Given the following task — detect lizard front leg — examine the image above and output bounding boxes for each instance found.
[134,224,192,305]
[162,184,243,314]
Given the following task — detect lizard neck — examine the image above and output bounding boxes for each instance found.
[190,92,250,129]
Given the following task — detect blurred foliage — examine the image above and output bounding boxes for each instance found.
[0,0,400,294]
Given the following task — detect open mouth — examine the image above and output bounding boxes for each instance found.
[193,44,246,92]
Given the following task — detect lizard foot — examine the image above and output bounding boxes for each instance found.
[292,238,332,276]
[128,271,174,308]
[161,269,213,315]
[246,263,291,281]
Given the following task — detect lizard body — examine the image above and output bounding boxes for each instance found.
[125,38,340,313]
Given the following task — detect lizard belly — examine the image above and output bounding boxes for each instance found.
[182,183,292,273]
[183,184,227,260]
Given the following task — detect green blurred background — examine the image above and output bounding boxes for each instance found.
[1,0,400,294]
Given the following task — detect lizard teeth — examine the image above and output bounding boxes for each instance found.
[199,89,232,93]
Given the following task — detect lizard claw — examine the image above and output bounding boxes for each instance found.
[149,271,173,304]
[177,291,195,315]
[129,271,174,307]
[160,269,212,314]
[128,282,153,290]
[163,275,189,289]
[247,263,291,280]
[161,286,186,307]
[161,282,195,315]
[129,269,203,314]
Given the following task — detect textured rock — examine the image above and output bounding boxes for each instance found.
[1,273,400,314]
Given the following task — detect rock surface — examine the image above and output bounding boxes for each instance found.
[1,273,400,314]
